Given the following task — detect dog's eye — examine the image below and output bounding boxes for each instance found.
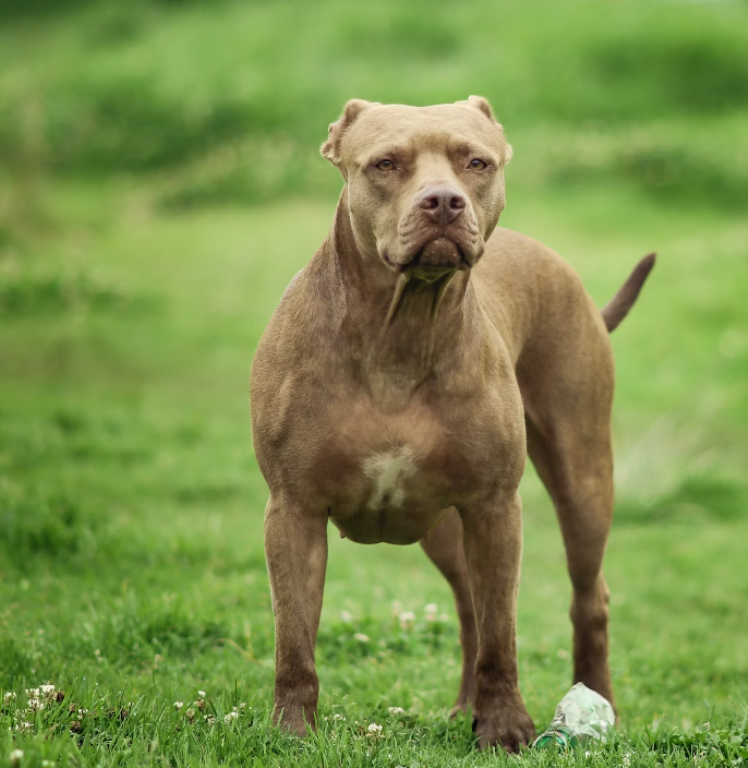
[376,159,395,171]
[468,158,488,171]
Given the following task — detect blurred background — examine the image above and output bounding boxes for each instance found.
[0,0,747,756]
[3,0,748,213]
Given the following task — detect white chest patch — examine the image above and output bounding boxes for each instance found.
[362,447,417,510]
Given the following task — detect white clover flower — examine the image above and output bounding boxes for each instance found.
[340,611,353,623]
[15,722,33,733]
[239,702,247,710]
[367,722,383,734]
[398,611,415,629]
[27,697,45,712]
[391,601,403,618]
[3,692,16,705]
[424,603,438,615]
[224,711,239,724]
[25,688,40,698]
[332,713,345,720]
[388,706,406,715]
[185,708,195,719]
[204,714,216,725]
[9,749,23,766]
[354,633,370,643]
[173,701,184,710]
[39,684,56,697]
[198,690,206,697]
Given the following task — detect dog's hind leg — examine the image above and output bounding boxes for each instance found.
[420,507,477,716]
[523,401,616,708]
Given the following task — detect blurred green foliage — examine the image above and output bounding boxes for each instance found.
[0,261,132,315]
[1,0,747,214]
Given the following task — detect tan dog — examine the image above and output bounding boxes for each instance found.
[250,96,654,752]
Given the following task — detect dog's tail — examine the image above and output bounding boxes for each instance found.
[601,253,656,333]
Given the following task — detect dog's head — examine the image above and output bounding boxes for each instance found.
[321,97,512,280]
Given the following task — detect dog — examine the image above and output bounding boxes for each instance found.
[250,96,654,752]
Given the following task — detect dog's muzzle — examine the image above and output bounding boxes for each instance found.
[409,238,466,274]
[383,185,482,277]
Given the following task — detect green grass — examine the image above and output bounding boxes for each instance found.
[1,0,747,765]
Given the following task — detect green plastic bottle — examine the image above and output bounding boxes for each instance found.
[532,682,615,750]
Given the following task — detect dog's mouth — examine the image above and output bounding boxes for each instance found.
[384,238,469,279]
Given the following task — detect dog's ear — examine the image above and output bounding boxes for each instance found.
[321,99,378,168]
[465,95,513,166]
[467,95,496,121]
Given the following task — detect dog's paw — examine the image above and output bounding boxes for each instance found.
[472,705,535,753]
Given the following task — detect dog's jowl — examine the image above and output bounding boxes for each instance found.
[250,97,654,752]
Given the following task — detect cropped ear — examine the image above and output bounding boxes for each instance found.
[321,99,378,167]
[465,95,513,166]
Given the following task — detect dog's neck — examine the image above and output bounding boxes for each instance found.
[323,197,480,410]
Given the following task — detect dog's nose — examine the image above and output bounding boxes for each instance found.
[417,186,466,225]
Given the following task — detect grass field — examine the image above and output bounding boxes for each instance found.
[1,1,747,765]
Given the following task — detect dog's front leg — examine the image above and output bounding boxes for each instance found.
[461,492,535,752]
[264,496,328,735]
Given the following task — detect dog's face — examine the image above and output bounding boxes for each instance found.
[322,97,512,280]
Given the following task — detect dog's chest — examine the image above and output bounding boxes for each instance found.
[314,406,482,545]
[361,446,418,511]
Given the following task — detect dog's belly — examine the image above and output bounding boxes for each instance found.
[331,506,445,545]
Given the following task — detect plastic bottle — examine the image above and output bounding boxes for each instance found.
[532,682,615,750]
